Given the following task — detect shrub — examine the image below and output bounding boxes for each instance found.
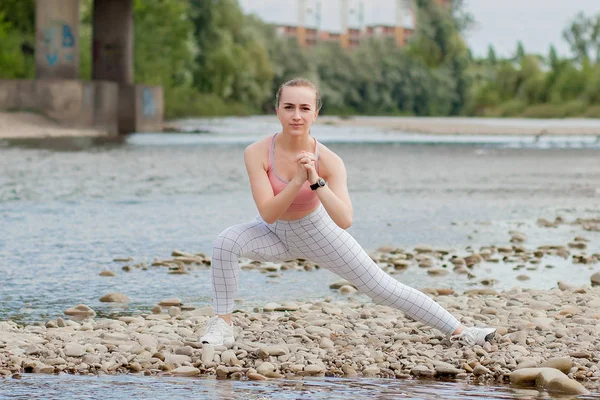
[483,99,526,117]
[521,104,566,118]
[584,105,600,118]
[164,88,252,119]
[562,100,588,117]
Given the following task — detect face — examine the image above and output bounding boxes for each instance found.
[276,86,319,136]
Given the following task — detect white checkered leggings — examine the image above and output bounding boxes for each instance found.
[211,205,460,336]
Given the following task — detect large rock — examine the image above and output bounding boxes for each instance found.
[546,377,589,395]
[99,293,130,303]
[64,304,96,319]
[539,357,572,374]
[591,272,600,286]
[171,366,200,377]
[536,368,565,387]
[509,367,589,396]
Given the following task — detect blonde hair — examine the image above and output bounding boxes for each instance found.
[275,77,322,111]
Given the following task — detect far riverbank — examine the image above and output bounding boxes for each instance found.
[2,111,600,139]
[315,116,600,136]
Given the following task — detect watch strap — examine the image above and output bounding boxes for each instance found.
[310,178,325,190]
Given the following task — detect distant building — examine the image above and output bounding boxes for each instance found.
[347,27,362,49]
[365,24,415,47]
[275,25,319,47]
[318,31,342,42]
[273,0,448,49]
[275,23,415,49]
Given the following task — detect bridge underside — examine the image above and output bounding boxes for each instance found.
[0,0,163,135]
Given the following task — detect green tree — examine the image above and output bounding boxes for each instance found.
[548,45,559,70]
[493,61,520,101]
[449,0,476,34]
[517,55,545,104]
[0,0,34,36]
[562,12,597,63]
[487,45,497,65]
[515,41,526,62]
[313,41,358,113]
[189,0,274,111]
[133,0,196,87]
[548,61,588,103]
[409,0,472,115]
[584,64,600,103]
[0,11,34,79]
[0,0,35,79]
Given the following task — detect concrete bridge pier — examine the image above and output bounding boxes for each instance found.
[22,0,163,135]
[92,0,140,134]
[35,0,80,79]
[92,0,133,85]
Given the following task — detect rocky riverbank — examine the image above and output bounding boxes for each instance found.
[1,282,599,396]
[105,215,600,294]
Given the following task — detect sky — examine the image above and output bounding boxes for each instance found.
[238,0,600,58]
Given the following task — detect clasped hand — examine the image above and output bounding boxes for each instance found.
[293,150,318,184]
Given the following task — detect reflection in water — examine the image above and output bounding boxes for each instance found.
[4,374,596,400]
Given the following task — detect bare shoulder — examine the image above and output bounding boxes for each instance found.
[244,135,273,167]
[317,142,345,169]
[317,142,346,180]
[245,135,272,154]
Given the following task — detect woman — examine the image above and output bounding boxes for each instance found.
[200,78,495,347]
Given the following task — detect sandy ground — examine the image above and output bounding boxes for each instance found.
[0,112,108,139]
[2,111,600,139]
[316,116,600,136]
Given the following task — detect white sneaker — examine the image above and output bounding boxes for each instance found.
[451,327,496,346]
[199,317,235,346]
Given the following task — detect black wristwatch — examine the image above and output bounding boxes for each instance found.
[310,177,326,190]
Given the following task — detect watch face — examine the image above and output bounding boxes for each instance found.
[318,178,325,186]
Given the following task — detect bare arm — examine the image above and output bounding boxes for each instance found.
[303,149,353,229]
[244,142,308,224]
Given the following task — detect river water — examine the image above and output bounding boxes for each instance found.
[1,116,600,399]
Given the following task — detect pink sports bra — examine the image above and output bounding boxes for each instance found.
[267,133,321,212]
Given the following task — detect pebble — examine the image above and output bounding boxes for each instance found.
[304,365,325,375]
[171,366,200,377]
[168,307,181,318]
[1,281,600,395]
[339,285,358,295]
[64,343,86,357]
[201,345,214,365]
[63,304,96,319]
[158,298,182,307]
[99,293,130,303]
[256,362,275,375]
[591,272,600,286]
[151,306,162,314]
[247,372,267,380]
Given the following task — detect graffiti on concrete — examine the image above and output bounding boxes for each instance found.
[142,88,156,117]
[39,20,76,66]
